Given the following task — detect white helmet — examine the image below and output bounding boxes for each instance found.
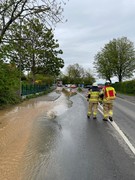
[92,82,98,86]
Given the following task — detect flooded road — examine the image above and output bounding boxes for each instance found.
[0,91,70,180]
[1,90,135,180]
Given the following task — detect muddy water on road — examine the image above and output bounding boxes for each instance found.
[0,92,71,180]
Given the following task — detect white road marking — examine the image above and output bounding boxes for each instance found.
[98,104,135,155]
[79,92,135,155]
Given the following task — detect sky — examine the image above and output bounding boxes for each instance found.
[54,0,135,83]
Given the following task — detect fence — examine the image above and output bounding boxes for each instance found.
[21,84,49,96]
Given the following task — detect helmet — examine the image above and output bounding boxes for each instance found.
[92,82,98,86]
[105,81,110,86]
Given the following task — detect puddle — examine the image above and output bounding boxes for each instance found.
[0,92,72,180]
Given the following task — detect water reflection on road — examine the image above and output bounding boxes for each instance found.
[0,92,71,180]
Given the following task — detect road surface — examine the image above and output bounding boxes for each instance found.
[0,90,135,180]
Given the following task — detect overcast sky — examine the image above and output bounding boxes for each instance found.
[54,0,135,83]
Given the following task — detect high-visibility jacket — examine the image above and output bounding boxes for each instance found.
[100,85,116,103]
[88,87,100,103]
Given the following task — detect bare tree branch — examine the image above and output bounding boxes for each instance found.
[0,0,67,43]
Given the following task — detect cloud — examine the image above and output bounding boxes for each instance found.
[54,0,135,82]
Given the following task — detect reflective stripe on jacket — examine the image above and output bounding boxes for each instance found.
[88,87,100,103]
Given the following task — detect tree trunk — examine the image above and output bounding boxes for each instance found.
[31,53,35,85]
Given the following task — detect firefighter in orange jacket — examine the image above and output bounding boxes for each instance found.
[87,82,100,119]
[99,81,116,122]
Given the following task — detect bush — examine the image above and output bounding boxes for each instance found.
[77,87,82,92]
[0,62,20,107]
[113,79,135,95]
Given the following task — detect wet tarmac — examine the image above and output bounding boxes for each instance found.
[1,89,135,180]
[116,93,135,104]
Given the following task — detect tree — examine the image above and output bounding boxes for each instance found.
[94,51,113,83]
[66,63,84,78]
[0,18,64,83]
[94,37,135,82]
[0,0,67,43]
[83,68,95,85]
[112,37,135,82]
[64,63,95,85]
[66,63,85,84]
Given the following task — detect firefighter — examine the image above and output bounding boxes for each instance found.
[99,81,116,122]
[87,82,100,119]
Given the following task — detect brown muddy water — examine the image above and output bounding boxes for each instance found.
[0,92,71,180]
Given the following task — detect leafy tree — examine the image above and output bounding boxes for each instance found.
[66,63,84,84]
[0,0,67,43]
[64,63,95,85]
[1,18,64,83]
[94,51,113,83]
[0,0,67,106]
[66,63,84,80]
[94,37,135,82]
[83,68,95,85]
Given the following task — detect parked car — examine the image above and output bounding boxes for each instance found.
[70,84,77,88]
[67,84,71,88]
[84,84,92,89]
[98,85,104,91]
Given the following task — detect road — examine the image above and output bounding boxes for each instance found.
[0,90,135,180]
[113,96,135,150]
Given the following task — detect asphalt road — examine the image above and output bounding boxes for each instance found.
[21,92,135,180]
[113,96,135,148]
[0,90,135,180]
